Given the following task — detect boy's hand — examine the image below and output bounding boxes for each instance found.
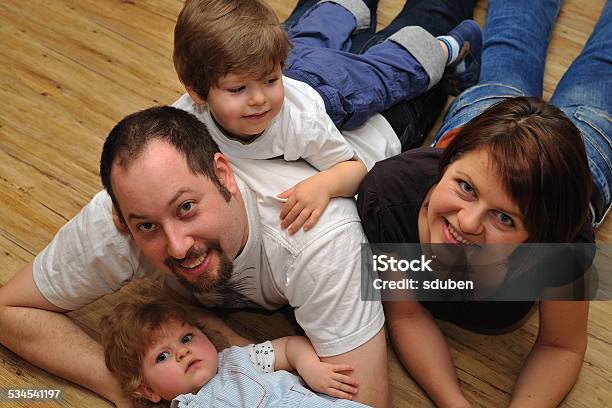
[278,173,331,235]
[299,362,359,400]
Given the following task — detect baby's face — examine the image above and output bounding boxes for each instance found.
[204,64,284,140]
[141,320,218,402]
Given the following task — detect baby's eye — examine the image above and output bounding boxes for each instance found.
[182,334,193,344]
[156,351,170,363]
[266,77,279,84]
[228,86,245,93]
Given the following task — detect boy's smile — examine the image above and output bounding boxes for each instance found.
[200,65,284,140]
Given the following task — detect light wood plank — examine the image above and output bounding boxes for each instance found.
[0,1,609,407]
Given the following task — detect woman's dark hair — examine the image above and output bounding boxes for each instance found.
[439,97,592,242]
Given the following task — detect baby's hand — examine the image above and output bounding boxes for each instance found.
[277,174,331,235]
[300,362,358,399]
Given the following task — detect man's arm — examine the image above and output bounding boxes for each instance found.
[509,301,589,407]
[320,328,390,407]
[0,262,133,407]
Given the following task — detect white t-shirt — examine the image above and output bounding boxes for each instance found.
[33,160,384,356]
[173,76,400,171]
[33,77,397,357]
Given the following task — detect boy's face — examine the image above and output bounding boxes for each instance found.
[202,64,284,139]
[140,320,218,402]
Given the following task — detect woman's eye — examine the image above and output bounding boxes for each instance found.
[458,180,474,194]
[182,334,193,344]
[178,202,194,216]
[156,352,169,363]
[496,211,515,227]
[138,222,157,232]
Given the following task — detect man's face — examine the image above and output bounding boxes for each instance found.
[111,140,248,292]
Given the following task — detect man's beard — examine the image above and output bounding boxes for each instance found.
[164,241,234,294]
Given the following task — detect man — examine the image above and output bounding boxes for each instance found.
[0,106,391,407]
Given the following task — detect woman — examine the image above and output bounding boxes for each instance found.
[357,0,611,406]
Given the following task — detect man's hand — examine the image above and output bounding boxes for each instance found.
[278,173,331,235]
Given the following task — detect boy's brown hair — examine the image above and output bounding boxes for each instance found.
[100,282,208,408]
[174,0,292,99]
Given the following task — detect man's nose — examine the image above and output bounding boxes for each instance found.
[165,225,194,260]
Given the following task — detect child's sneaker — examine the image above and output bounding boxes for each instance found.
[444,20,483,95]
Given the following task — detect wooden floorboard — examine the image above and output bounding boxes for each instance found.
[0,0,609,407]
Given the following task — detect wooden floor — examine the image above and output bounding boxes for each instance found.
[0,0,610,407]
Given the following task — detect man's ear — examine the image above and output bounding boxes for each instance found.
[137,384,162,403]
[111,205,130,236]
[186,86,206,105]
[213,152,238,197]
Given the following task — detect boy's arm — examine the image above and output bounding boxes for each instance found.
[271,336,358,399]
[278,157,367,234]
[0,263,134,408]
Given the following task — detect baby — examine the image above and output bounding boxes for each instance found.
[101,293,371,407]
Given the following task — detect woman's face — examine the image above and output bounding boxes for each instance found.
[422,149,529,245]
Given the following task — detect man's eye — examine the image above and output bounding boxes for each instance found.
[156,352,169,363]
[182,334,193,344]
[178,202,194,216]
[138,222,157,232]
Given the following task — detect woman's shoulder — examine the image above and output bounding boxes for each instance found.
[359,147,442,204]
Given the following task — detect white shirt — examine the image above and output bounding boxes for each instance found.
[33,77,398,356]
[33,162,383,356]
[173,76,400,171]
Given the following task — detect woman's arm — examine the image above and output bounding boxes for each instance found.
[509,300,589,407]
[385,300,471,408]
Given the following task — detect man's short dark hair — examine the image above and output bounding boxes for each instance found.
[100,106,231,224]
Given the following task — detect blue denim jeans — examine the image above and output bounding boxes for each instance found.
[434,0,612,227]
[283,1,442,130]
[284,0,476,148]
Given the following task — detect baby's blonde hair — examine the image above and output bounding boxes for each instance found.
[100,282,206,408]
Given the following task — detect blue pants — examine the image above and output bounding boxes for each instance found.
[434,0,612,227]
[284,1,444,130]
[285,0,476,149]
